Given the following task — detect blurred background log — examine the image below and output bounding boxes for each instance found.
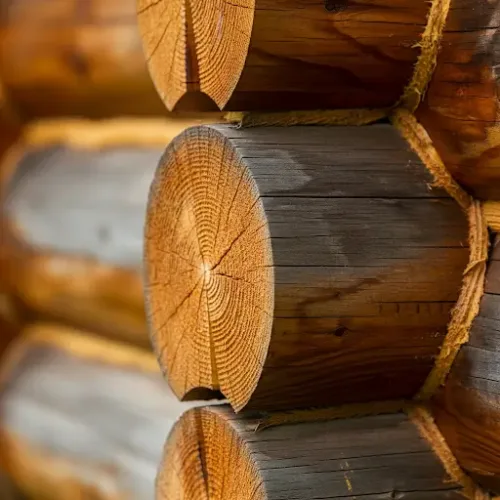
[0,0,166,119]
[0,323,198,500]
[138,0,430,112]
[433,235,500,495]
[145,124,469,411]
[0,118,218,348]
[158,405,466,500]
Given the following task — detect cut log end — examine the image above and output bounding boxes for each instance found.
[158,407,263,500]
[145,126,273,410]
[137,0,255,111]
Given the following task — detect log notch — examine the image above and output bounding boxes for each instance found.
[0,0,166,118]
[158,405,466,500]
[415,0,500,200]
[433,235,500,495]
[0,323,198,500]
[145,123,470,411]
[0,118,210,348]
[137,0,430,112]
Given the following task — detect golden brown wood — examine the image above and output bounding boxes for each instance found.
[416,0,500,200]
[0,118,213,348]
[145,124,469,411]
[158,405,465,500]
[138,0,430,112]
[0,323,198,500]
[433,236,500,495]
[0,0,166,118]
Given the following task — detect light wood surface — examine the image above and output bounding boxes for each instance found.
[145,123,469,411]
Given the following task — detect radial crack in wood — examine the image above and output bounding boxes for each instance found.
[157,405,466,500]
[145,124,470,411]
[137,0,430,111]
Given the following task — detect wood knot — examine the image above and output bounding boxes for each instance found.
[324,0,348,13]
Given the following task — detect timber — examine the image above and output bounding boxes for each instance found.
[158,405,465,500]
[145,123,469,411]
[433,235,500,495]
[0,0,165,118]
[137,0,429,111]
[416,0,500,200]
[0,119,198,347]
[0,323,197,500]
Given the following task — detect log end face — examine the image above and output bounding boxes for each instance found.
[157,407,264,500]
[137,0,255,111]
[145,126,273,411]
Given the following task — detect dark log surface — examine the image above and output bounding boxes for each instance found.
[158,405,465,500]
[434,235,500,495]
[416,0,500,200]
[145,123,470,411]
[0,324,199,500]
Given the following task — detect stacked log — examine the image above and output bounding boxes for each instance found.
[433,235,500,494]
[0,323,197,500]
[145,123,469,411]
[0,118,217,348]
[0,0,165,118]
[158,406,467,500]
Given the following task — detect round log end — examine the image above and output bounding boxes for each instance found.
[145,126,273,410]
[137,0,255,110]
[157,407,263,500]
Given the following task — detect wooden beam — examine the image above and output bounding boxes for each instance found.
[137,0,430,111]
[158,405,466,500]
[145,123,469,411]
[434,235,500,494]
[0,323,196,500]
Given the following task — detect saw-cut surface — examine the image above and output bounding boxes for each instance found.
[0,324,200,500]
[145,124,469,411]
[158,405,465,500]
[137,0,429,111]
[434,236,500,495]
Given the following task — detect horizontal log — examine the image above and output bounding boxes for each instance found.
[138,0,430,111]
[0,118,212,347]
[0,0,166,118]
[158,405,465,500]
[0,323,197,500]
[433,235,500,494]
[416,0,500,200]
[145,123,470,411]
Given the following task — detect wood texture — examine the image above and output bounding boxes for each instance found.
[158,405,465,500]
[0,119,176,347]
[138,0,430,111]
[0,0,166,118]
[433,235,500,494]
[0,324,199,500]
[416,0,500,200]
[145,123,470,411]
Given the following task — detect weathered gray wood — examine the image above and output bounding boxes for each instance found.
[158,405,465,499]
[145,123,470,412]
[0,328,201,500]
[434,235,500,494]
[5,145,162,268]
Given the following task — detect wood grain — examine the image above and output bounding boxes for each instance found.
[416,0,500,200]
[145,123,470,411]
[0,324,200,500]
[138,0,430,111]
[433,235,500,495]
[0,0,166,118]
[0,120,170,347]
[158,405,465,500]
